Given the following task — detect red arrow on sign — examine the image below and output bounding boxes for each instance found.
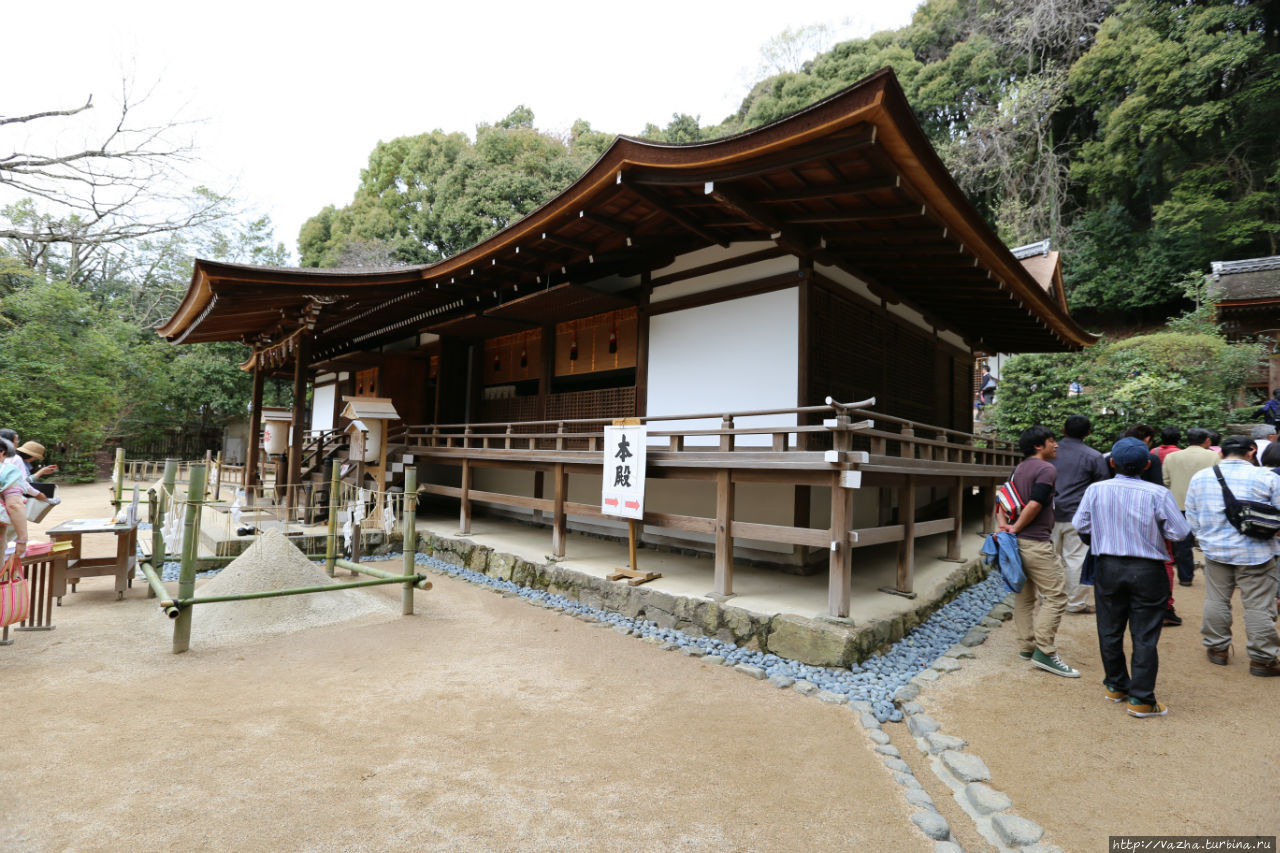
[624,500,640,509]
[604,498,618,507]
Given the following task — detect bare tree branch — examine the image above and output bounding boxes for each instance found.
[1,78,230,248]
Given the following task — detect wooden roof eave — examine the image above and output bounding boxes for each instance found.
[866,91,1095,350]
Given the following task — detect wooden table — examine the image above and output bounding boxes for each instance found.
[45,519,138,603]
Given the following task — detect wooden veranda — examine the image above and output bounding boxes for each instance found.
[400,396,1018,617]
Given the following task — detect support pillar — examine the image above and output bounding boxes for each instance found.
[827,475,853,618]
[246,360,265,506]
[713,469,735,598]
[287,332,312,515]
[896,476,917,593]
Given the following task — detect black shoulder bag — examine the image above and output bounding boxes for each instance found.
[1212,465,1280,540]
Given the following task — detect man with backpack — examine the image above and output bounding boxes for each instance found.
[998,425,1080,678]
[1184,436,1280,677]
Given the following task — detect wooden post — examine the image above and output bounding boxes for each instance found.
[719,415,734,452]
[713,468,735,597]
[325,464,340,577]
[532,469,545,525]
[459,458,472,534]
[246,362,265,507]
[172,464,207,654]
[980,482,996,534]
[896,476,916,593]
[286,332,311,515]
[627,518,639,570]
[213,451,223,501]
[827,475,854,618]
[946,479,964,561]
[551,462,567,558]
[402,468,417,616]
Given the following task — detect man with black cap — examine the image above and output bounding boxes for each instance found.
[1073,437,1191,718]
[1184,435,1280,677]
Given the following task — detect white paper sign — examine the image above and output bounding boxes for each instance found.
[601,424,646,520]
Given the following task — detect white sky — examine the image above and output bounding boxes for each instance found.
[4,0,922,260]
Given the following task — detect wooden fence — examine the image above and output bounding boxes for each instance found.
[401,397,1019,617]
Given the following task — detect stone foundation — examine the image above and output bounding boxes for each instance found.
[416,531,992,667]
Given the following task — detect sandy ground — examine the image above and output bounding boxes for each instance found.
[3,485,925,852]
[7,483,1280,851]
[923,579,1280,851]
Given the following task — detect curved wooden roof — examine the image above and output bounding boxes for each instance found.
[159,68,1095,358]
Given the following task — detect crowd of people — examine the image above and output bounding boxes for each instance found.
[0,430,56,560]
[997,414,1280,719]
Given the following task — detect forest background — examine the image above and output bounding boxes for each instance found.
[2,0,1277,477]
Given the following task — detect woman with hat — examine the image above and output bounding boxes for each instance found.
[2,438,56,508]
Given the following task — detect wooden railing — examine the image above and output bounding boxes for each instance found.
[401,397,1019,617]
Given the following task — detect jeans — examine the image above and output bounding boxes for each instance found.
[1094,555,1168,704]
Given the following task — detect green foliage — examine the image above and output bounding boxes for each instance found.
[299,108,610,268]
[992,331,1264,449]
[0,280,133,479]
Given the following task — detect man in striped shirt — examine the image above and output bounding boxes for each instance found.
[1184,435,1280,677]
[1073,437,1191,718]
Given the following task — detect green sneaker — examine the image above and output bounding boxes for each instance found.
[1018,649,1034,660]
[1031,649,1081,678]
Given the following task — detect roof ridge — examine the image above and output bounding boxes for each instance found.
[1212,256,1280,277]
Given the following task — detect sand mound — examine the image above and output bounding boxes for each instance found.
[191,529,395,644]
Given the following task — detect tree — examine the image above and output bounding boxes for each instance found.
[992,330,1263,449]
[299,107,612,267]
[0,280,133,478]
[1,81,231,255]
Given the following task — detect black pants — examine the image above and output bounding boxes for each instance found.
[1172,530,1195,583]
[1094,555,1168,704]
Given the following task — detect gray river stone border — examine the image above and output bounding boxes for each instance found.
[319,541,1063,850]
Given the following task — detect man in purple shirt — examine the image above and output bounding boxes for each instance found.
[999,425,1079,678]
[1073,437,1192,718]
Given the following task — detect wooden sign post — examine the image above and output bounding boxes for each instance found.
[602,418,660,586]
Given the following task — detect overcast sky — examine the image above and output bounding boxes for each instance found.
[5,1,922,260]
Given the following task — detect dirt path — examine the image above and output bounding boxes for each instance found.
[923,581,1280,850]
[4,485,926,852]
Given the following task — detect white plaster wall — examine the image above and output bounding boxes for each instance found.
[647,288,799,446]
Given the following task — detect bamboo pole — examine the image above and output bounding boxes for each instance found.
[402,468,417,615]
[178,575,419,605]
[172,463,207,654]
[156,459,176,580]
[325,464,340,578]
[112,448,125,513]
[139,562,179,618]
[333,558,432,589]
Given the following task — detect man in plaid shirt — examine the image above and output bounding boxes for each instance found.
[1184,435,1280,676]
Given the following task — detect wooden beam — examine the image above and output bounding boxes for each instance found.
[459,458,473,534]
[758,175,901,203]
[896,476,916,593]
[246,361,265,505]
[619,179,729,248]
[542,232,594,255]
[947,480,964,561]
[551,462,567,557]
[828,476,854,618]
[286,332,311,514]
[714,469,735,597]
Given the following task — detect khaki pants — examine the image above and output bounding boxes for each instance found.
[1052,521,1093,611]
[1202,557,1280,663]
[1014,538,1068,655]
